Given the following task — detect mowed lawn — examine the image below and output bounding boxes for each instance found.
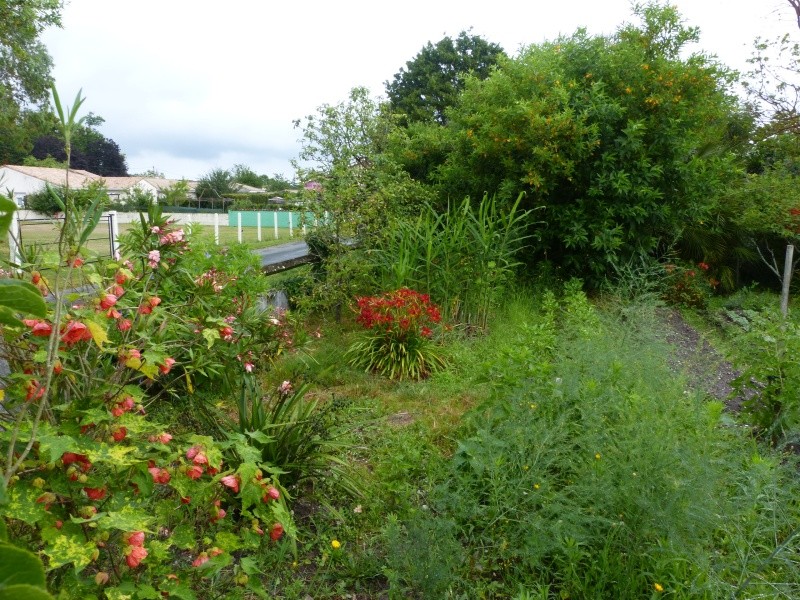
[2,217,302,260]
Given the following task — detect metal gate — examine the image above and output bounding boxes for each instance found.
[7,211,119,265]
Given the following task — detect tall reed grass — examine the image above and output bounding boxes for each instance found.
[372,193,532,330]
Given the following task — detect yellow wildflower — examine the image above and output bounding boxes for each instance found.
[331,539,341,550]
[654,583,664,593]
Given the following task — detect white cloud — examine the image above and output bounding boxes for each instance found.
[41,0,796,179]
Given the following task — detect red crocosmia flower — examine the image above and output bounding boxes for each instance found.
[149,296,162,308]
[192,451,208,466]
[105,308,121,320]
[270,522,284,541]
[99,293,118,310]
[32,271,41,284]
[220,475,240,493]
[53,361,63,375]
[185,446,200,460]
[220,326,234,341]
[421,326,433,338]
[125,545,147,568]
[208,547,223,557]
[31,321,53,337]
[71,256,84,268]
[111,405,125,418]
[698,262,710,271]
[205,465,219,476]
[126,531,145,546]
[138,304,153,315]
[159,357,176,374]
[185,465,203,480]
[84,487,106,500]
[192,553,209,567]
[61,321,92,345]
[115,271,128,285]
[112,427,127,442]
[23,319,38,327]
[180,496,191,504]
[117,319,132,332]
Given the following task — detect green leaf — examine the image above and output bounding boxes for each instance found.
[245,430,273,446]
[214,531,242,552]
[239,555,263,576]
[169,524,196,550]
[0,519,7,541]
[85,443,138,467]
[100,506,153,532]
[201,328,220,349]
[4,487,48,526]
[133,584,160,599]
[0,280,46,319]
[245,577,269,599]
[0,307,22,328]
[104,589,134,600]
[0,544,46,588]
[0,584,53,600]
[0,195,17,234]
[237,463,262,511]
[158,582,196,600]
[37,433,79,464]
[40,531,97,572]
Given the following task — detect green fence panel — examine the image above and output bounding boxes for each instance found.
[227,211,317,228]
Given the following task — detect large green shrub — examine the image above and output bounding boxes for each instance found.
[392,4,748,282]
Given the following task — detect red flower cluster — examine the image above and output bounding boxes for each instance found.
[124,531,147,568]
[355,288,441,338]
[61,320,92,345]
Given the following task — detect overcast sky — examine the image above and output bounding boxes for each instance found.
[41,0,797,181]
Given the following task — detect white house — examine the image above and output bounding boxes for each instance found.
[0,165,197,207]
[0,165,101,206]
[102,177,198,204]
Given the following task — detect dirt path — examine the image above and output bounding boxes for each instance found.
[661,308,746,412]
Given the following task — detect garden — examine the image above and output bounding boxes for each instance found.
[3,3,800,599]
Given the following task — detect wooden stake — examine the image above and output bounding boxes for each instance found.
[781,243,794,317]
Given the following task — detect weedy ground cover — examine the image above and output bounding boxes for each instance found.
[244,283,800,599]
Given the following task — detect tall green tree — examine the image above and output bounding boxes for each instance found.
[293,86,433,245]
[0,0,62,105]
[0,1,63,164]
[30,113,128,176]
[386,31,505,125]
[195,168,235,200]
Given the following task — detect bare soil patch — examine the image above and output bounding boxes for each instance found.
[661,308,747,412]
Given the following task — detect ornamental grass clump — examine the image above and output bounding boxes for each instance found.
[346,288,446,380]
